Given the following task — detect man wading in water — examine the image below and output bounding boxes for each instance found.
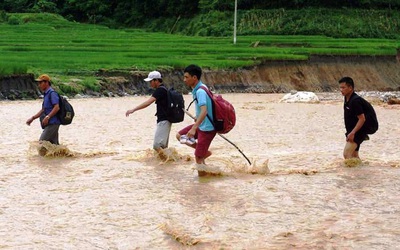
[125,71,172,157]
[26,74,61,154]
[176,65,217,176]
[339,76,378,159]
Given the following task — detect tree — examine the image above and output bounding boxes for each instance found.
[63,0,114,23]
[199,0,234,12]
[32,0,58,13]
[2,0,33,12]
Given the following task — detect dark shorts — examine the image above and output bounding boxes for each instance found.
[178,125,217,158]
[346,128,368,151]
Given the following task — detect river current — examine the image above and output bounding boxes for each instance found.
[1,93,399,249]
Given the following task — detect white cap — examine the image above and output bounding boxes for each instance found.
[144,71,162,81]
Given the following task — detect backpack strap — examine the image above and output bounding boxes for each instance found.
[158,85,169,118]
[159,85,168,91]
[42,89,56,107]
[187,99,196,110]
[199,86,215,126]
[41,90,58,124]
[187,86,216,128]
[48,90,54,104]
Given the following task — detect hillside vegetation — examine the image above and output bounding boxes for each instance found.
[2,0,400,35]
[146,8,400,39]
[0,12,398,76]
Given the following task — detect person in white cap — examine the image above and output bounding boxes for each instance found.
[26,74,61,147]
[125,71,171,155]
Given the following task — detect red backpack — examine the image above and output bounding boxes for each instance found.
[199,86,236,134]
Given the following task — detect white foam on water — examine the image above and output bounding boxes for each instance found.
[193,157,270,176]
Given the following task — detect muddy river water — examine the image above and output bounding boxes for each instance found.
[1,93,399,249]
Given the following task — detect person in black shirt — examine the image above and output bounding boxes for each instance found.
[339,76,378,159]
[125,71,171,154]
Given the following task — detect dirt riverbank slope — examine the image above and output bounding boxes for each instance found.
[1,55,399,100]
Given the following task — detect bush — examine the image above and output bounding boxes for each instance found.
[56,83,79,96]
[7,16,20,25]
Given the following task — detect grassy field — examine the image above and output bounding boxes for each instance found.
[0,13,399,79]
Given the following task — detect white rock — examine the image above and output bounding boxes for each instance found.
[380,92,399,102]
[279,91,320,103]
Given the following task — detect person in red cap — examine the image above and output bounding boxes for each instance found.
[125,71,171,156]
[26,74,61,146]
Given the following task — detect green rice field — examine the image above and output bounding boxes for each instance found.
[0,13,399,77]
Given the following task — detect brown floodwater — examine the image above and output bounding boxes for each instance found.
[1,93,399,249]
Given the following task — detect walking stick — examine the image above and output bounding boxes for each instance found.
[183,109,252,165]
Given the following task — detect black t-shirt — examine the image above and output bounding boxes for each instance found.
[344,92,375,133]
[152,85,168,123]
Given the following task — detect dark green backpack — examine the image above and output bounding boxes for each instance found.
[50,90,75,125]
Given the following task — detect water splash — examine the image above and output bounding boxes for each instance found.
[193,158,270,176]
[158,222,200,246]
[158,148,192,163]
[29,141,120,159]
[344,158,363,168]
[272,169,319,175]
[30,141,75,157]
[124,148,192,164]
[79,151,117,158]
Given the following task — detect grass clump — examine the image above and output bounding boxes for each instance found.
[0,63,27,76]
[49,76,100,96]
[79,77,100,92]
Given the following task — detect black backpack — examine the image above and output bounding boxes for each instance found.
[349,94,378,134]
[49,90,75,125]
[161,86,185,123]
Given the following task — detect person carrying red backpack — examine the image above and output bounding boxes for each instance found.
[176,65,216,175]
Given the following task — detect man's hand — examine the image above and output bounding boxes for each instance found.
[26,116,34,126]
[347,132,355,142]
[125,109,134,117]
[41,115,50,127]
[187,127,196,139]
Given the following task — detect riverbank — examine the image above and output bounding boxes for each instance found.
[1,55,399,100]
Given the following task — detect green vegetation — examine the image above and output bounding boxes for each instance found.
[54,76,100,95]
[1,13,398,76]
[145,8,400,39]
[0,63,27,76]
